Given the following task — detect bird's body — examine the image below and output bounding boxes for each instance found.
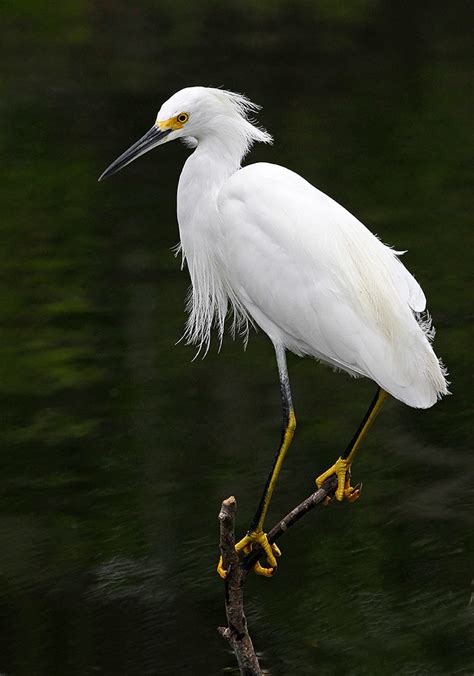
[173,92,446,408]
[218,163,445,408]
[100,86,448,575]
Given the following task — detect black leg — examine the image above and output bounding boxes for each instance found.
[248,343,296,533]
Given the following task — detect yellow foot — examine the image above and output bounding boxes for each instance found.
[316,457,361,503]
[217,530,282,579]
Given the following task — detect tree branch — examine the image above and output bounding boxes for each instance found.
[217,475,339,674]
[217,496,262,676]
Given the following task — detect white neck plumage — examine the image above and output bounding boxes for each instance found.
[174,115,272,354]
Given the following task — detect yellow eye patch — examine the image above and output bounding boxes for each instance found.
[156,112,189,131]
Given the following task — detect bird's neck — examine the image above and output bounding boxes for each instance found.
[177,135,245,232]
[174,134,248,352]
[185,134,245,183]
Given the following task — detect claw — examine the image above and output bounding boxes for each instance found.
[345,481,362,503]
[217,531,281,579]
[272,542,282,558]
[253,560,275,577]
[217,555,228,579]
[250,540,281,576]
[316,457,361,503]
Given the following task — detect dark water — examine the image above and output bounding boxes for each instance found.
[1,2,473,674]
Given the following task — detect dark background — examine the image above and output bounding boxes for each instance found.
[1,1,473,674]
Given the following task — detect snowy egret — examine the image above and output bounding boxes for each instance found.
[99,86,448,578]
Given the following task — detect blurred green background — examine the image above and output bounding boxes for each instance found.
[0,1,473,674]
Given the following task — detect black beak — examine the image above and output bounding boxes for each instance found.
[98,126,172,181]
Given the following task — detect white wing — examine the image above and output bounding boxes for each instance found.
[217,162,447,408]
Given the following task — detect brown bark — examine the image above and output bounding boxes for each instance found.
[217,476,338,674]
[217,496,262,676]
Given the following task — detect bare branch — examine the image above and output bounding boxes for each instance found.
[217,476,339,674]
[218,496,262,676]
[243,475,338,572]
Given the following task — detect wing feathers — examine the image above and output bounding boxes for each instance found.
[217,162,448,408]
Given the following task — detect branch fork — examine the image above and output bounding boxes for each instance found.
[217,475,338,675]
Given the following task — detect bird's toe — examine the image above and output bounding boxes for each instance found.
[316,457,361,504]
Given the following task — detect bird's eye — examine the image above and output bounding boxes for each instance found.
[177,113,189,124]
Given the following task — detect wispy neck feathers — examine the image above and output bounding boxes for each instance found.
[176,89,271,354]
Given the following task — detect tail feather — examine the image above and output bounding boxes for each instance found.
[373,317,449,409]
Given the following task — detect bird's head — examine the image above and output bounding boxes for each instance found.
[98,86,272,181]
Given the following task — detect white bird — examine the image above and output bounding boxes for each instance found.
[99,86,448,577]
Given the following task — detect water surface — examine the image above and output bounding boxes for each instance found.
[1,2,472,674]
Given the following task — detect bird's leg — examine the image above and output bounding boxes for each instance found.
[315,387,389,502]
[217,345,295,578]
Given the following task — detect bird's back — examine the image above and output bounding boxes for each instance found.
[217,162,448,408]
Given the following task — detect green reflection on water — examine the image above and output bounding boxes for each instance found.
[1,1,473,674]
